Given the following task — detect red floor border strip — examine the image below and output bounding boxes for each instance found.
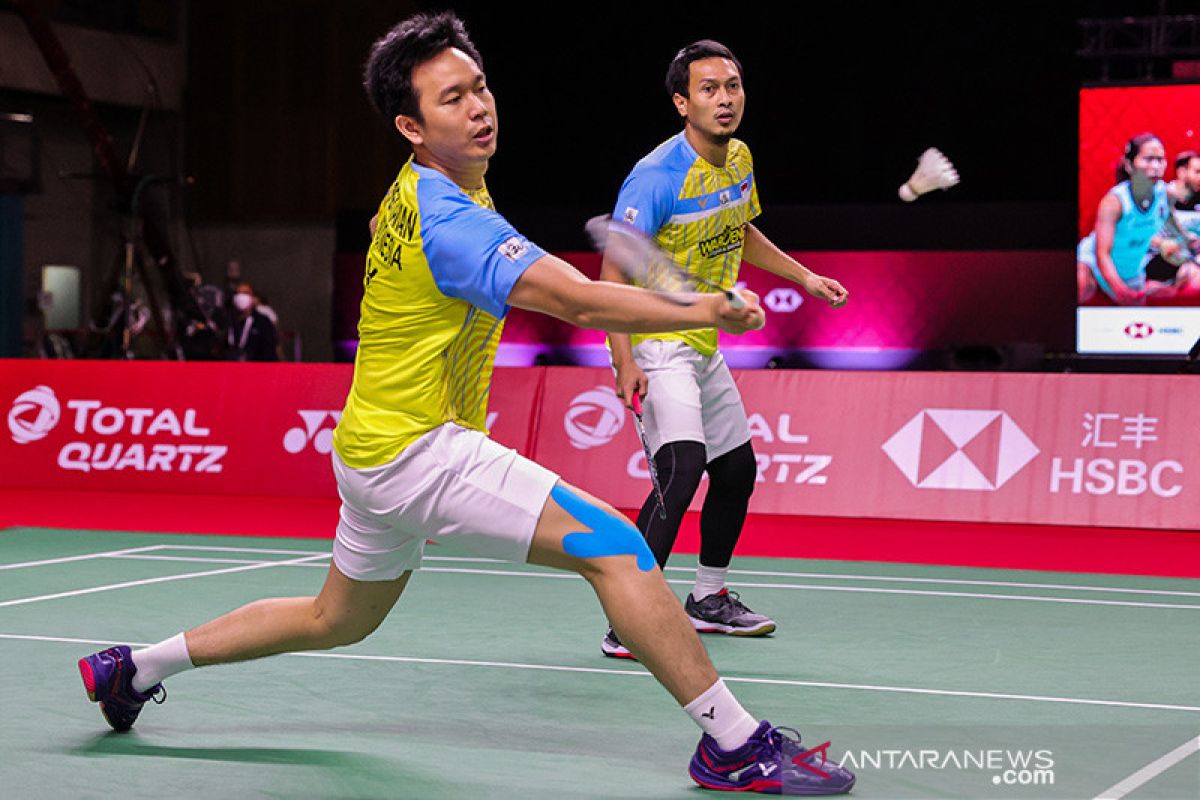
[1,489,1197,578]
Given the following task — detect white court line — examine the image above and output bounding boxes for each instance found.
[64,554,1200,611]
[1093,734,1200,799]
[700,569,1200,598]
[414,568,1200,610]
[112,554,322,566]
[154,544,328,557]
[0,544,166,571]
[3,632,1199,715]
[0,553,330,609]
[146,545,1200,599]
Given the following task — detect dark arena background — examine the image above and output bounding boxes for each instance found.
[1,2,1199,798]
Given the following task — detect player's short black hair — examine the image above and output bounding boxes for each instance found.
[1176,150,1200,171]
[665,39,743,98]
[1116,132,1161,183]
[363,11,484,124]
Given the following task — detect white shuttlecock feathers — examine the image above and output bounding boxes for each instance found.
[898,147,959,202]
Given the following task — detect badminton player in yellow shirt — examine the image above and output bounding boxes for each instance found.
[599,41,848,659]
[76,14,853,795]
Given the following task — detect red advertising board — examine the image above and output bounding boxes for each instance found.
[1,361,541,499]
[3,361,1196,530]
[532,368,1198,530]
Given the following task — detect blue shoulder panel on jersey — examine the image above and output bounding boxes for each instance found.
[612,134,693,235]
[415,164,546,318]
[551,484,655,571]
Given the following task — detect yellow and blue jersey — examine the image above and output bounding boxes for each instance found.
[333,158,545,469]
[612,132,761,356]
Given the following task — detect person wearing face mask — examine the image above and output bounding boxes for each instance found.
[227,281,279,361]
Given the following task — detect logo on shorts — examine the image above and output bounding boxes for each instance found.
[623,206,639,225]
[8,385,61,444]
[497,236,530,263]
[882,409,1039,491]
[1124,322,1153,339]
[564,386,626,450]
[283,410,342,454]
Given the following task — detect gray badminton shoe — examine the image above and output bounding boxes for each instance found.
[685,589,776,636]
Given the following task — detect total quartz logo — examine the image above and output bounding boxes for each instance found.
[6,385,227,474]
[882,409,1039,491]
[8,385,61,444]
[563,386,626,450]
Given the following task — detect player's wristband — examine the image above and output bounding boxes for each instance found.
[898,182,919,202]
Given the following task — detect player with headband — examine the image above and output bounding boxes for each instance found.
[597,40,849,660]
[75,12,854,796]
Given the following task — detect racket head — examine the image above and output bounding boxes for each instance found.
[586,215,702,305]
[586,214,750,311]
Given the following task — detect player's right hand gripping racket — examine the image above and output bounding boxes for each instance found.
[630,393,668,520]
[585,215,746,309]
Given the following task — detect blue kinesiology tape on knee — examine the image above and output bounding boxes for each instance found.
[551,485,656,571]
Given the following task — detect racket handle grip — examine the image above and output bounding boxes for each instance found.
[631,393,643,415]
[725,289,746,310]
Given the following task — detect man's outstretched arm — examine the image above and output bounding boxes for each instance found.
[508,254,764,335]
[742,224,848,308]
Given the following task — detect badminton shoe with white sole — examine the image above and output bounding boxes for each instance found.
[601,627,635,660]
[78,645,165,731]
[686,589,776,636]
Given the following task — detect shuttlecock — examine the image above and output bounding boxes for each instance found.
[898,147,959,202]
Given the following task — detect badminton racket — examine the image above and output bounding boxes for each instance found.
[630,393,667,520]
[585,215,747,309]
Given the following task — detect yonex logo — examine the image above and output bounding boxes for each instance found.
[1124,322,1153,339]
[564,386,625,450]
[283,410,342,454]
[882,409,1039,491]
[8,385,61,444]
[764,288,803,313]
[623,206,639,224]
[729,762,778,781]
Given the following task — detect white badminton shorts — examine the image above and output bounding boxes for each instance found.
[331,422,559,581]
[632,340,751,461]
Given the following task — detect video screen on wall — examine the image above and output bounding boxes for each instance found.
[1077,84,1200,354]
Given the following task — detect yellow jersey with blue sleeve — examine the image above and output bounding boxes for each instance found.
[332,158,546,469]
[612,132,761,356]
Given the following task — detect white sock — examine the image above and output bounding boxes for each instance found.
[692,565,728,601]
[684,678,760,751]
[131,633,194,693]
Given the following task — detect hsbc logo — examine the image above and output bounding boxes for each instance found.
[564,386,625,450]
[1124,322,1153,339]
[8,385,62,444]
[764,288,803,313]
[882,409,1039,491]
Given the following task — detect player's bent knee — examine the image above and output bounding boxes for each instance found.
[551,484,656,572]
[322,618,378,648]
